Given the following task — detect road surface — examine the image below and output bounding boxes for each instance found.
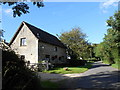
[60,61,120,89]
[38,61,120,89]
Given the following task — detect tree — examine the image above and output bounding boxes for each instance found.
[1,1,44,17]
[58,27,91,60]
[105,11,120,64]
[94,42,114,64]
[94,11,120,65]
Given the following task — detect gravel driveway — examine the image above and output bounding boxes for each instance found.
[38,61,120,89]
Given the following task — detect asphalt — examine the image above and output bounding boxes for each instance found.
[38,61,120,89]
[60,61,120,89]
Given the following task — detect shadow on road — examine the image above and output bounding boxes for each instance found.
[40,61,120,89]
[91,64,111,69]
[59,70,120,89]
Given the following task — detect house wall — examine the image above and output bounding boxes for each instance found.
[38,42,67,64]
[10,24,38,63]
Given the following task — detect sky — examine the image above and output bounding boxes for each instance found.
[1,0,118,44]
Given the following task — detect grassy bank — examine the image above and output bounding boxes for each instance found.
[43,62,92,74]
[102,60,120,70]
[111,64,120,70]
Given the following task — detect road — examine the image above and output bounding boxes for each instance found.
[38,61,120,89]
[60,61,120,89]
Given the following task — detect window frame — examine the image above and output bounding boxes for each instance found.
[54,47,57,52]
[20,38,27,46]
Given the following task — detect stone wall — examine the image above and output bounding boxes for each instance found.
[10,24,38,63]
[38,42,67,64]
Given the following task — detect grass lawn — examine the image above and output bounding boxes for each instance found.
[43,63,92,74]
[112,64,120,70]
[102,60,120,70]
[41,80,59,89]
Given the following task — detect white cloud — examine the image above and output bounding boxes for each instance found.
[4,8,12,14]
[3,8,13,17]
[102,0,118,8]
[100,0,119,13]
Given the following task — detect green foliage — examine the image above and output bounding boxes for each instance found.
[2,50,42,90]
[112,64,120,70]
[94,11,120,65]
[1,1,44,17]
[58,27,91,60]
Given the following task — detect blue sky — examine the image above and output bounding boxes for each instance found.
[1,1,118,44]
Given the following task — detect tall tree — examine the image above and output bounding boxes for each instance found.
[58,27,91,60]
[105,11,120,64]
[94,11,120,64]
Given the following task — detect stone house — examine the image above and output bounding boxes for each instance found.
[9,21,67,64]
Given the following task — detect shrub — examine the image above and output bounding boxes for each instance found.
[68,59,87,67]
[2,50,42,90]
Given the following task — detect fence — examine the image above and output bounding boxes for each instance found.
[26,61,54,72]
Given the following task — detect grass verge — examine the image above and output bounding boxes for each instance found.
[43,62,92,74]
[102,60,120,70]
[112,64,120,70]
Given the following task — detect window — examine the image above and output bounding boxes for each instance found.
[59,57,61,60]
[45,55,50,61]
[20,55,25,60]
[51,57,55,60]
[20,38,26,46]
[45,55,50,58]
[51,55,57,60]
[59,56,64,61]
[40,45,44,49]
[54,47,57,52]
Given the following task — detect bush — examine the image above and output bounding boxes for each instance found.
[51,59,87,68]
[68,59,87,67]
[87,57,100,62]
[2,50,42,90]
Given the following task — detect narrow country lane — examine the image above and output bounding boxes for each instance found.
[38,61,120,89]
[61,61,120,89]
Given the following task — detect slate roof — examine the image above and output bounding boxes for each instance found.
[9,21,66,48]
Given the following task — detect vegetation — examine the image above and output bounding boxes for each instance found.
[94,11,120,66]
[43,62,92,74]
[2,50,42,90]
[58,27,92,61]
[1,1,44,17]
[111,64,120,70]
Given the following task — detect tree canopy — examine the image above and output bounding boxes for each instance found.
[58,27,91,60]
[94,11,120,65]
[1,1,44,17]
